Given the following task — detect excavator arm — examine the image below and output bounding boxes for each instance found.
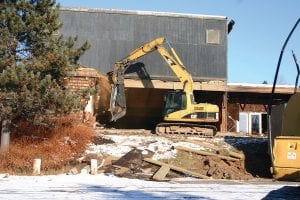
[108,37,194,121]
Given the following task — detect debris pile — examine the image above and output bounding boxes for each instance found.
[77,131,271,181]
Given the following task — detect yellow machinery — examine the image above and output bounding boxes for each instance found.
[269,18,300,180]
[108,37,219,136]
[271,93,300,180]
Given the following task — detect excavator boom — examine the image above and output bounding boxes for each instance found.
[109,37,194,121]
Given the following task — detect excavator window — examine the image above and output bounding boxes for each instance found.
[163,91,187,115]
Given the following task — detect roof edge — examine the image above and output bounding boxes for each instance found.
[60,7,227,20]
[228,82,295,88]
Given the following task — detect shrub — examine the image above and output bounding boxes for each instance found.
[0,115,94,175]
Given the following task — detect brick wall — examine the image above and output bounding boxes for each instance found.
[64,68,100,127]
[65,68,99,91]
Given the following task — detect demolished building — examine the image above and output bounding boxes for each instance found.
[60,8,294,134]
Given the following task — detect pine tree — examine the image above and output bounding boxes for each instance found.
[0,0,90,122]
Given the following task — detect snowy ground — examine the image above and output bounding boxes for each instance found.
[0,173,299,200]
[86,134,237,161]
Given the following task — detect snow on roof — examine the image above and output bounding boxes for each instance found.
[60,7,227,20]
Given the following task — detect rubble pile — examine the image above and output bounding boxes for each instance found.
[77,131,271,181]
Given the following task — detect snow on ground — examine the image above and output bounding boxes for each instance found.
[85,134,260,161]
[0,173,299,200]
[86,135,214,160]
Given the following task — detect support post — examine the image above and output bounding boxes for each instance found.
[90,159,97,175]
[1,120,11,151]
[220,92,228,132]
[33,159,41,175]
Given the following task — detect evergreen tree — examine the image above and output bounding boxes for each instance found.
[0,0,90,122]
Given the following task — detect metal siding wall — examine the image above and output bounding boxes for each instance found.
[60,10,227,81]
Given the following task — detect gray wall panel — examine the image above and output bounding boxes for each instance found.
[60,8,228,81]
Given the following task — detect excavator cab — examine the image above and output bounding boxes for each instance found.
[163,91,187,116]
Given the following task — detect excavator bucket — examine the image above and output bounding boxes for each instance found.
[108,62,127,122]
[110,82,126,121]
[108,38,167,122]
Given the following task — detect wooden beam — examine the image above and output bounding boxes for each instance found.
[144,158,210,179]
[221,92,228,132]
[124,79,296,94]
[175,146,240,161]
[185,139,245,160]
[124,79,227,91]
[227,85,296,94]
[185,139,220,151]
[153,166,170,181]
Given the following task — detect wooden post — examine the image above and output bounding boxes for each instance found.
[90,159,97,175]
[1,120,11,151]
[220,92,228,132]
[33,159,41,175]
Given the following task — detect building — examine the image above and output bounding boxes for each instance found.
[60,8,294,134]
[227,83,294,134]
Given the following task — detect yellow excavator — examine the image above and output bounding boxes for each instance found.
[108,37,219,137]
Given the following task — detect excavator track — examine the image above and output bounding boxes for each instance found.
[155,123,217,138]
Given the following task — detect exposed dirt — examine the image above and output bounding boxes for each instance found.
[161,150,251,180]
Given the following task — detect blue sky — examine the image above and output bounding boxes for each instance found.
[57,0,300,84]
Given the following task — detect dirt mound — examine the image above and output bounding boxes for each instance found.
[103,147,250,180]
[162,151,251,180]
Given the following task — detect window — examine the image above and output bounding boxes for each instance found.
[206,29,221,45]
[250,113,261,134]
[163,92,187,115]
[238,113,248,133]
[238,112,267,135]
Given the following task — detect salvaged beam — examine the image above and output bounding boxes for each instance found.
[153,165,171,181]
[185,139,220,151]
[227,150,245,160]
[175,146,240,161]
[185,139,245,160]
[144,158,209,179]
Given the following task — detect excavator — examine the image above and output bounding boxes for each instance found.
[108,37,219,137]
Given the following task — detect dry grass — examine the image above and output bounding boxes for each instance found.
[0,115,94,175]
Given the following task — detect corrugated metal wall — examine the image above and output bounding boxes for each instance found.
[59,8,228,81]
